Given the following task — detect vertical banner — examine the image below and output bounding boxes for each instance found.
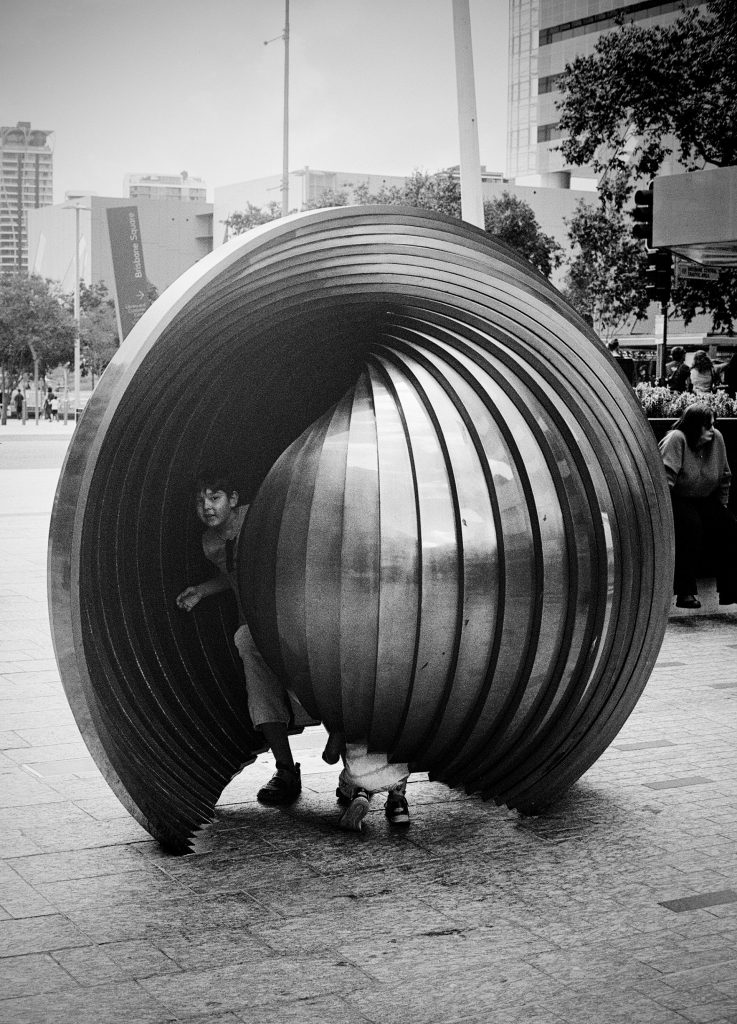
[106,206,152,340]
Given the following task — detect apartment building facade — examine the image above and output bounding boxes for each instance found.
[0,121,54,273]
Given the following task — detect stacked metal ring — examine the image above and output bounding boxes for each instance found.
[49,206,673,851]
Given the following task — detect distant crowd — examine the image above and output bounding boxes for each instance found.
[607,340,737,396]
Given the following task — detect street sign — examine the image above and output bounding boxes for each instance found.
[674,257,720,284]
[106,206,152,339]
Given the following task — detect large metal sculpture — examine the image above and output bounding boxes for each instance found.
[48,206,673,852]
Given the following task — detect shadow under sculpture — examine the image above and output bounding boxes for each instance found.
[48,206,674,852]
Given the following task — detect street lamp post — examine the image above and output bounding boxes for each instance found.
[282,0,290,217]
[74,204,81,421]
[265,0,290,217]
[63,201,89,422]
[452,0,485,229]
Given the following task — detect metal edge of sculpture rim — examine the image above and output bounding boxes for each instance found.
[47,205,674,852]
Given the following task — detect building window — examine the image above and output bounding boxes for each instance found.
[539,0,701,47]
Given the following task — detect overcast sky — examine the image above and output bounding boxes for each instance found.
[2,0,509,203]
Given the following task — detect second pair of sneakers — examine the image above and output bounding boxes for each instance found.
[337,787,410,833]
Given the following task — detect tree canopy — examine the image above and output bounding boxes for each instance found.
[0,273,76,380]
[556,1,737,207]
[563,201,649,341]
[555,0,737,332]
[225,170,561,279]
[484,192,562,279]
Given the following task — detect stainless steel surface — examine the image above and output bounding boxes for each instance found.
[49,206,674,850]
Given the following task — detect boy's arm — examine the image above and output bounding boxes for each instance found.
[176,575,230,612]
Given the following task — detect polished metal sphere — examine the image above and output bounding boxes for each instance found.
[49,206,673,850]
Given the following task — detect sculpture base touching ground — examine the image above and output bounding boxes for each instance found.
[48,207,673,851]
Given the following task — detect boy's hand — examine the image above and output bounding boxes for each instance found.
[176,586,202,612]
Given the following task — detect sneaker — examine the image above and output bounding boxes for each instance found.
[719,592,737,605]
[385,793,410,827]
[675,594,700,609]
[339,788,370,832]
[257,762,301,805]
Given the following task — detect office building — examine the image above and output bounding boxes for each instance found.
[27,195,213,295]
[125,171,207,202]
[0,121,54,273]
[507,0,703,184]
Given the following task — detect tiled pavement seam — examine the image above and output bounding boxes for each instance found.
[1,430,737,1023]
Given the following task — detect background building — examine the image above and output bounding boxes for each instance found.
[27,195,213,295]
[0,121,54,273]
[124,171,207,203]
[507,0,703,185]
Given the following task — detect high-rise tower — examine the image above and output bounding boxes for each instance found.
[0,121,54,273]
[507,0,702,184]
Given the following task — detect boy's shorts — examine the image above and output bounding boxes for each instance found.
[233,623,291,728]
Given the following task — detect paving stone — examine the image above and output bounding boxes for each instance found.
[138,957,370,1016]
[8,844,156,885]
[0,731,28,750]
[0,980,172,1024]
[60,892,272,944]
[0,914,90,957]
[252,893,459,954]
[0,951,81,999]
[155,928,272,970]
[0,872,56,918]
[249,994,375,1024]
[155,851,320,895]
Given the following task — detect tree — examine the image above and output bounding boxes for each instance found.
[555,0,737,330]
[58,280,120,386]
[562,201,649,342]
[0,274,76,423]
[226,171,562,279]
[223,201,282,237]
[79,304,119,386]
[483,192,562,278]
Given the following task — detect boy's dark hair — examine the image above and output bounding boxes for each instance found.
[194,466,239,498]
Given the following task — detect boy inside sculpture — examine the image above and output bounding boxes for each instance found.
[176,467,412,832]
[176,467,302,806]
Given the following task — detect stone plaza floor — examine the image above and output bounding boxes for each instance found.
[1,419,736,1024]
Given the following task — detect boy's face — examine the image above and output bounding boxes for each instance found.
[196,488,238,529]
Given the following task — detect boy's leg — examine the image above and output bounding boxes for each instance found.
[233,625,301,805]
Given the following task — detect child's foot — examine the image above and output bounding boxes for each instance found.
[385,792,410,827]
[257,762,301,805]
[339,788,370,832]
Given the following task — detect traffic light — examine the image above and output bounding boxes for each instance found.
[646,250,672,305]
[631,186,654,246]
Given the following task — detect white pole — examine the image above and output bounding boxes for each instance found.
[281,0,290,217]
[74,205,81,421]
[452,0,485,228]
